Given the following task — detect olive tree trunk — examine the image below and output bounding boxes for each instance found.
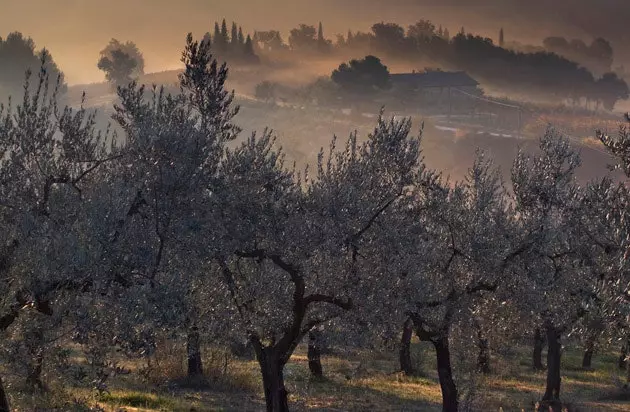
[533,327,545,371]
[255,345,289,412]
[539,326,562,412]
[26,349,45,391]
[25,327,46,391]
[433,335,458,412]
[307,330,323,378]
[400,317,415,376]
[0,375,10,412]
[187,326,203,377]
[582,334,596,370]
[476,326,490,374]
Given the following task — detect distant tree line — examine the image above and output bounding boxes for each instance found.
[251,20,629,110]
[203,19,259,64]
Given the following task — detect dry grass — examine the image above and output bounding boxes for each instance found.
[6,339,630,411]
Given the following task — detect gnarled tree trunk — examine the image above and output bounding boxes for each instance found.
[533,328,545,371]
[256,345,289,412]
[0,375,10,412]
[433,335,458,412]
[539,325,562,412]
[400,317,415,376]
[307,330,323,378]
[187,326,203,377]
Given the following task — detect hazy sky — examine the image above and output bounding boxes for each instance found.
[1,0,627,84]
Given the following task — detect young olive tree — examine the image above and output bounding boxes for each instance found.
[510,131,597,411]
[99,33,240,378]
[400,154,516,412]
[207,116,422,411]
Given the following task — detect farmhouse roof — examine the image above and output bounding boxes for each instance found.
[390,71,479,88]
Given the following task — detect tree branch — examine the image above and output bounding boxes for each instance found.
[303,293,353,310]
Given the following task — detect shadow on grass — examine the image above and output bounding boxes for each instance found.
[289,374,442,412]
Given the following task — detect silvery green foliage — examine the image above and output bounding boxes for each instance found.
[595,121,630,338]
[0,63,115,320]
[510,129,591,331]
[209,115,422,353]
[73,33,243,357]
[579,176,630,344]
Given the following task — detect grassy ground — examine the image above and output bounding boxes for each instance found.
[9,340,630,412]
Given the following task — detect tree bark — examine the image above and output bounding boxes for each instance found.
[307,330,323,378]
[539,326,562,412]
[26,349,45,391]
[582,334,596,370]
[25,327,46,391]
[533,327,545,371]
[257,346,289,412]
[432,335,458,412]
[400,317,415,376]
[476,325,490,374]
[582,347,594,370]
[0,375,10,412]
[187,326,203,377]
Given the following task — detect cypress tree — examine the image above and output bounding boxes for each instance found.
[499,27,505,47]
[231,22,239,48]
[214,22,223,52]
[244,34,254,56]
[221,19,229,46]
[318,22,324,43]
[238,27,245,48]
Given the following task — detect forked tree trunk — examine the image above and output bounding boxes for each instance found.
[257,346,289,412]
[476,325,490,374]
[187,326,203,377]
[433,335,458,412]
[533,328,545,371]
[307,330,323,378]
[0,375,10,412]
[400,317,415,376]
[539,326,562,412]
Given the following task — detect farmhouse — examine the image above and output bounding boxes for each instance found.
[390,70,479,96]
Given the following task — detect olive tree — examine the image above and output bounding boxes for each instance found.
[510,130,599,411]
[0,62,118,408]
[205,116,422,411]
[388,153,518,412]
[93,33,240,379]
